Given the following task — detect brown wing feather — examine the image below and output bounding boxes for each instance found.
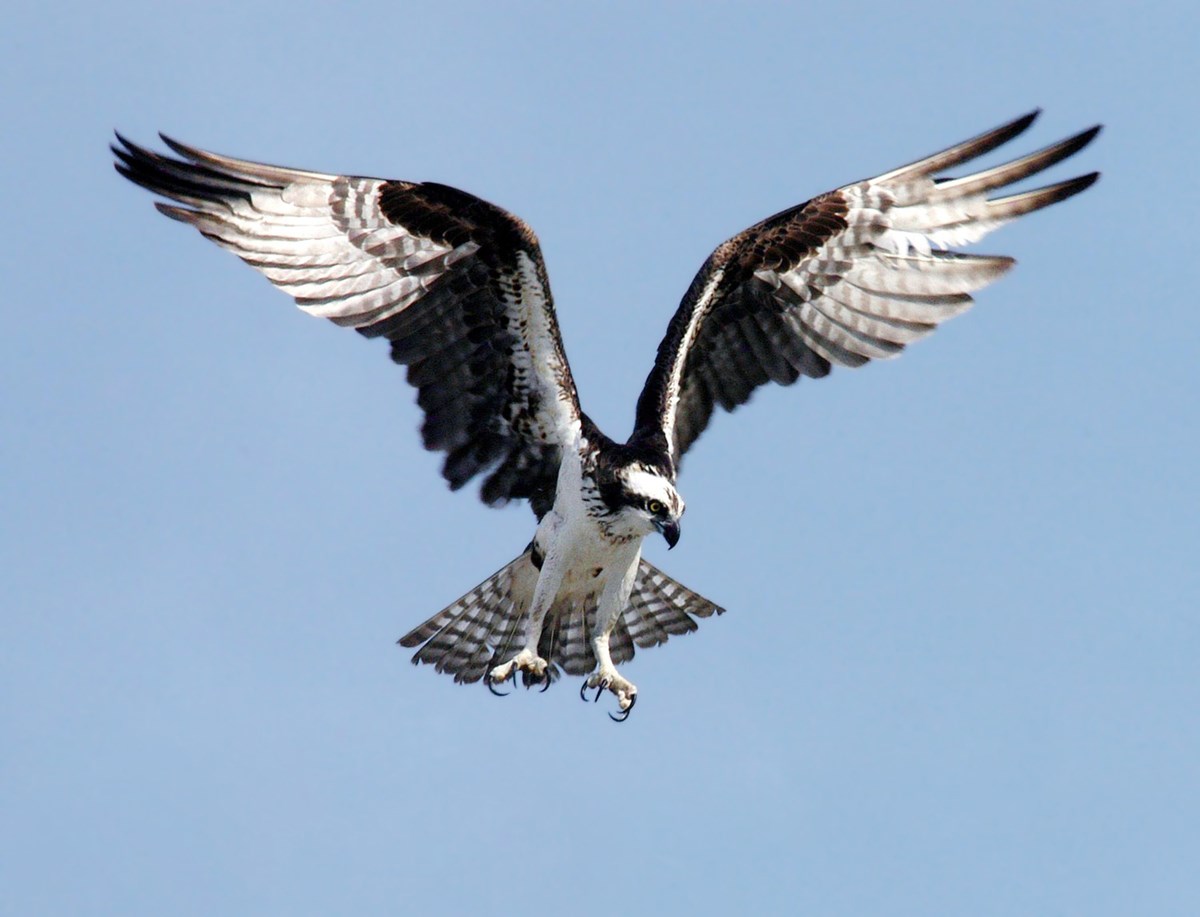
[113,135,580,515]
[633,111,1100,465]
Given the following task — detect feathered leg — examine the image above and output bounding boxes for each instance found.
[583,559,640,719]
[486,549,565,688]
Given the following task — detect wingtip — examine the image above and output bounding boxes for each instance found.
[1001,109,1042,143]
[111,131,158,165]
[986,170,1101,220]
[989,254,1018,277]
[1056,171,1101,199]
[158,131,187,156]
[153,201,200,223]
[111,129,138,159]
[1065,124,1099,154]
[1066,124,1103,155]
[875,108,1049,183]
[1016,108,1042,131]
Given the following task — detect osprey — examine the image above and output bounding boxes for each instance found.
[113,111,1099,720]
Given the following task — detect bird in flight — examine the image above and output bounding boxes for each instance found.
[113,110,1099,720]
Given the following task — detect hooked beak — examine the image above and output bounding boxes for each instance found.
[657,519,681,550]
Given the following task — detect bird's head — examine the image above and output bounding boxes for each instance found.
[606,464,685,548]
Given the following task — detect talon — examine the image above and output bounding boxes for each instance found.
[522,666,552,692]
[579,681,591,703]
[609,694,636,723]
[486,674,510,697]
[593,682,606,703]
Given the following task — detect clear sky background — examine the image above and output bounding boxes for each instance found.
[3,2,1197,914]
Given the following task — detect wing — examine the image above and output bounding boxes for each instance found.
[632,110,1101,465]
[113,134,581,514]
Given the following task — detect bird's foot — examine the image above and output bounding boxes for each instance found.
[580,668,638,721]
[486,649,550,696]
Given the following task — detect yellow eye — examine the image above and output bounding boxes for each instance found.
[648,500,664,514]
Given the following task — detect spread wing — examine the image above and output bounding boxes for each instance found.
[632,110,1101,466]
[113,134,581,514]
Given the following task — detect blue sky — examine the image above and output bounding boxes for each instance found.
[3,2,1198,914]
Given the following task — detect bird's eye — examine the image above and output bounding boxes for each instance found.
[648,500,664,514]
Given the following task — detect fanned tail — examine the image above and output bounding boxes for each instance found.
[398,552,724,688]
[621,559,724,653]
[397,550,538,684]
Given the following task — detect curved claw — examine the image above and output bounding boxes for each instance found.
[579,681,591,703]
[593,680,608,703]
[486,674,510,697]
[538,672,552,693]
[608,693,637,723]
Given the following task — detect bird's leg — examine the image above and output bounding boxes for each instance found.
[486,553,563,690]
[583,572,638,718]
[487,647,548,687]
[584,632,637,718]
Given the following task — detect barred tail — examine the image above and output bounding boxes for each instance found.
[397,550,538,684]
[398,551,724,687]
[612,558,725,662]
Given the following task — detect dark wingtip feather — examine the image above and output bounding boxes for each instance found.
[158,132,201,162]
[877,109,1045,183]
[111,129,136,157]
[1042,124,1103,164]
[935,121,1103,200]
[1077,123,1103,146]
[1034,171,1101,204]
[966,108,1042,156]
[111,132,260,205]
[1042,125,1103,170]
[1070,170,1101,194]
[988,171,1100,220]
[993,109,1042,145]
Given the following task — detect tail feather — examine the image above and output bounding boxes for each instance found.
[397,551,535,684]
[397,551,725,687]
[625,559,724,645]
[609,615,638,667]
[551,598,596,676]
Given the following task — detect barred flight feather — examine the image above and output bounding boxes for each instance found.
[632,110,1100,465]
[112,133,580,516]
